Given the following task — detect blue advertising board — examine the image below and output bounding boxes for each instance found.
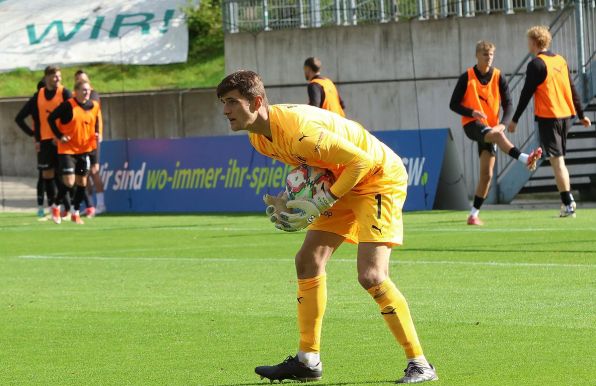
[98,129,448,212]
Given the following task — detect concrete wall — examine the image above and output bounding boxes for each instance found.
[224,11,564,195]
[0,89,231,177]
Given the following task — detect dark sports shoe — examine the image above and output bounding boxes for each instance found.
[396,362,438,384]
[255,355,322,382]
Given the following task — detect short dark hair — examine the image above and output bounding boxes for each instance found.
[304,57,322,73]
[75,69,86,77]
[74,79,90,91]
[44,65,60,76]
[216,70,268,103]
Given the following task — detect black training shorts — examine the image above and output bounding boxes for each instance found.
[464,120,497,156]
[58,153,91,176]
[37,139,58,171]
[537,118,571,157]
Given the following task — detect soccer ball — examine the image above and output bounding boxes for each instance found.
[285,165,335,201]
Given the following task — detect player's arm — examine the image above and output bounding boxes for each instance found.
[48,102,73,141]
[14,97,36,138]
[449,72,473,117]
[510,58,546,131]
[449,72,486,120]
[499,73,514,126]
[300,127,375,198]
[95,106,102,138]
[567,70,590,127]
[307,83,324,108]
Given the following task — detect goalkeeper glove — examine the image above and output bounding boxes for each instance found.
[277,190,337,232]
[262,191,289,224]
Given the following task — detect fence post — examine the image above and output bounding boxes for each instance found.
[527,0,535,12]
[228,0,240,33]
[380,0,387,22]
[393,0,400,21]
[546,0,555,11]
[262,0,270,30]
[350,0,357,25]
[439,0,448,17]
[310,0,322,27]
[575,0,588,102]
[334,0,342,25]
[505,0,514,14]
[456,0,463,16]
[464,0,474,16]
[417,0,426,19]
[299,0,306,28]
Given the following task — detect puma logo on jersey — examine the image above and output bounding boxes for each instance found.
[478,95,488,102]
[298,133,309,142]
[372,225,383,235]
[297,297,304,304]
[553,66,563,73]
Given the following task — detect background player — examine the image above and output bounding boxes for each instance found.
[14,65,72,221]
[303,57,346,117]
[509,26,591,218]
[450,40,542,225]
[217,71,438,384]
[48,80,102,224]
[74,70,107,216]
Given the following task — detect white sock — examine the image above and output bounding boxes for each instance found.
[297,351,320,367]
[518,153,529,164]
[470,207,480,217]
[96,192,105,206]
[408,355,430,367]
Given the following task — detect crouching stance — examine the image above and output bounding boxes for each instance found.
[217,71,438,384]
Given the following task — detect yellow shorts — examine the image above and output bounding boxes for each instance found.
[309,162,408,246]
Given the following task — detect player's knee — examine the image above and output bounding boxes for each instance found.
[358,270,387,290]
[295,249,327,277]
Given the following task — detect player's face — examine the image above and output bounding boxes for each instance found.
[75,84,91,104]
[220,90,257,132]
[303,66,313,81]
[45,71,62,89]
[476,49,494,68]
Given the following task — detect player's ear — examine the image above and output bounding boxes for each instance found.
[252,95,263,111]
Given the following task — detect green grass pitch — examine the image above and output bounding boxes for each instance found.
[1,209,594,385]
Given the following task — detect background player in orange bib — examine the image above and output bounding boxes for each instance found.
[304,57,346,117]
[450,41,542,225]
[48,80,102,225]
[217,71,438,384]
[509,26,591,217]
[14,65,72,219]
[74,70,107,216]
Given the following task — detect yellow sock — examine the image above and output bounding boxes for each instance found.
[368,278,424,358]
[297,275,327,353]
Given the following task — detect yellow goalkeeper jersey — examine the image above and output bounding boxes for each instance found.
[248,104,405,198]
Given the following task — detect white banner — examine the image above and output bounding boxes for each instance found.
[0,0,189,72]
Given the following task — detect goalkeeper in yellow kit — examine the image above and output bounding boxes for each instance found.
[217,71,438,384]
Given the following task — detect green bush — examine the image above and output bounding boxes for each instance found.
[185,0,224,61]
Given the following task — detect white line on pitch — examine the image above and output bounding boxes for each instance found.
[16,255,595,269]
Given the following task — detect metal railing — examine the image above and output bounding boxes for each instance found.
[222,0,567,33]
[495,0,596,194]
